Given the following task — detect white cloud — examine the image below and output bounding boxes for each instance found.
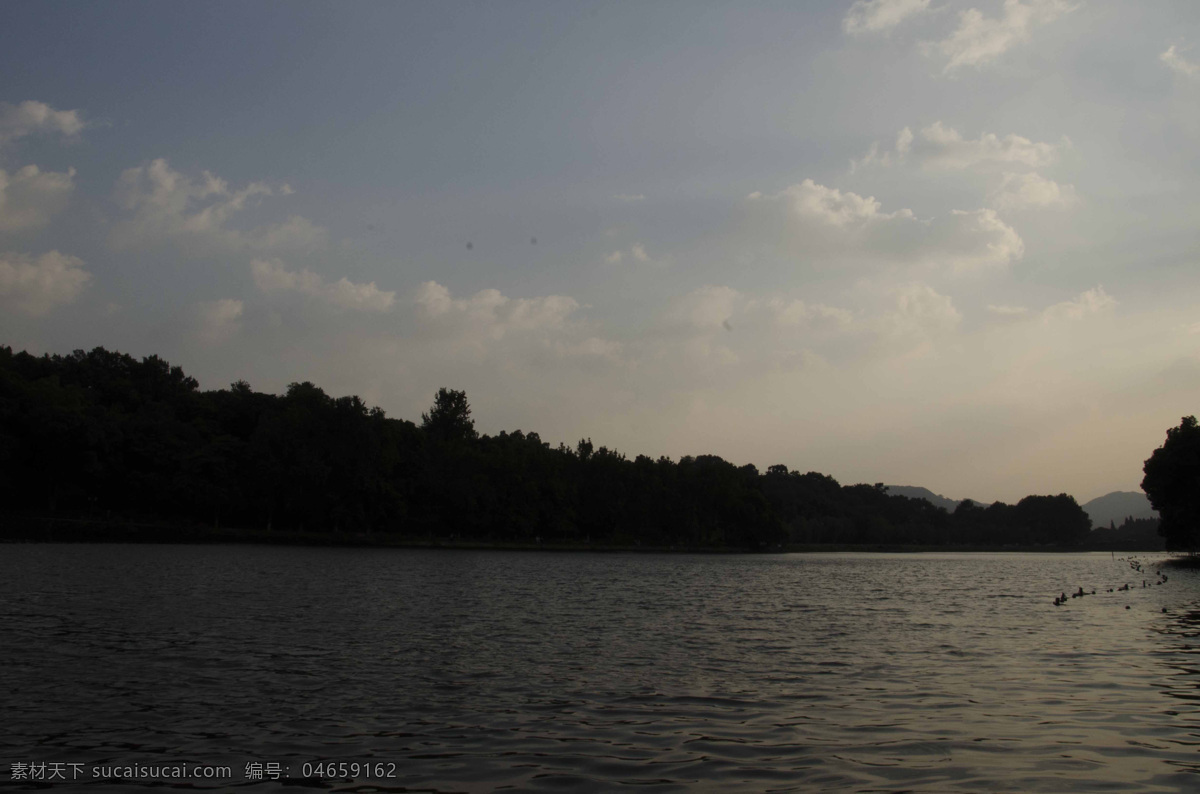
[919,121,1063,169]
[251,258,395,312]
[851,127,914,171]
[670,285,742,330]
[0,165,76,232]
[859,122,1064,171]
[987,304,1029,316]
[747,178,1023,275]
[0,101,85,147]
[195,298,244,343]
[253,215,327,250]
[110,158,325,252]
[886,283,962,337]
[990,171,1078,211]
[415,280,579,339]
[752,179,914,227]
[605,243,655,265]
[767,297,854,329]
[114,157,269,234]
[1042,286,1116,322]
[0,250,90,315]
[935,208,1024,272]
[931,0,1076,73]
[614,193,646,202]
[843,0,930,36]
[554,336,624,363]
[669,286,856,336]
[656,282,963,377]
[1161,45,1200,79]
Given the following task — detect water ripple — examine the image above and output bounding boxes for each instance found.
[1,548,1198,791]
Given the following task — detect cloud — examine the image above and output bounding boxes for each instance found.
[989,171,1078,211]
[931,0,1076,73]
[934,209,1024,272]
[751,179,915,227]
[554,336,624,364]
[1161,45,1200,79]
[919,121,1064,169]
[252,215,327,250]
[667,290,843,373]
[195,298,244,343]
[614,194,646,202]
[0,165,76,232]
[747,179,1022,274]
[415,280,579,339]
[851,127,914,171]
[885,283,962,338]
[984,287,1113,325]
[855,122,1064,171]
[1042,286,1116,322]
[110,158,325,252]
[668,285,855,336]
[767,297,855,330]
[669,285,743,330]
[0,101,85,148]
[605,243,655,265]
[251,258,395,312]
[657,282,965,378]
[843,0,930,36]
[0,250,90,315]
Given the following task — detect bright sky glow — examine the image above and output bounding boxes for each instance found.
[3,0,1199,503]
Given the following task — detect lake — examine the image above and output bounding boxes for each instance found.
[1,546,1197,792]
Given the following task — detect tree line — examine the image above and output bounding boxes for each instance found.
[0,346,1135,549]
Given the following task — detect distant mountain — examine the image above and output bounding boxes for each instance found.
[1082,491,1157,528]
[886,485,961,512]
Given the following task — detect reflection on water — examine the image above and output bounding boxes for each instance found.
[1153,602,1200,778]
[1,546,1198,791]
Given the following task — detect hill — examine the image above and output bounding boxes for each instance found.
[1082,491,1157,528]
[885,486,961,512]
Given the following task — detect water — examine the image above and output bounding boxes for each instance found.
[1,546,1197,792]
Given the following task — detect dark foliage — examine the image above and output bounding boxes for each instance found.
[1142,416,1200,551]
[1,346,1097,548]
[421,387,477,443]
[1087,516,1164,551]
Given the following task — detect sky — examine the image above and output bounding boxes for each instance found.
[2,0,1199,504]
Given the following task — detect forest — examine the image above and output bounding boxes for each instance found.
[0,345,1156,550]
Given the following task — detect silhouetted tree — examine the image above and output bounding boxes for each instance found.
[1013,494,1091,546]
[421,388,477,443]
[1142,416,1200,551]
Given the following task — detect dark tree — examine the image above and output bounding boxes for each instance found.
[421,388,477,443]
[1013,494,1091,546]
[1142,416,1200,551]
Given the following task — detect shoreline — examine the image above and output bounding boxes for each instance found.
[0,515,1168,554]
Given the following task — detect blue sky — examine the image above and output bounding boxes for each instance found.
[3,0,1200,503]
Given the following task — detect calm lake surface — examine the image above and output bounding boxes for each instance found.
[1,546,1198,792]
